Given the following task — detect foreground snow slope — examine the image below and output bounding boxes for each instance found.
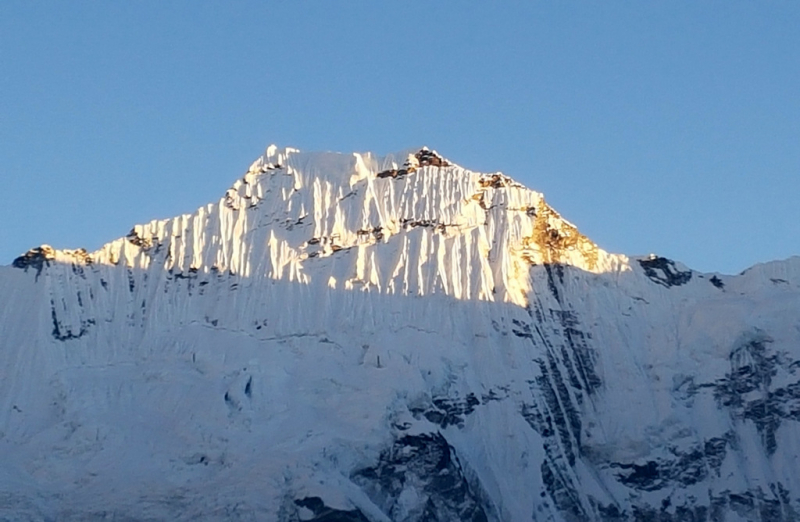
[1,146,799,521]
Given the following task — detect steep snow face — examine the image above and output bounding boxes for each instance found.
[89,146,620,308]
[1,146,800,521]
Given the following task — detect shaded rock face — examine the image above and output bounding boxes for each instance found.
[13,246,92,280]
[377,147,451,179]
[352,433,489,522]
[532,263,800,521]
[290,497,370,522]
[638,256,692,287]
[610,434,732,492]
[518,264,800,522]
[408,393,481,429]
[710,334,800,456]
[12,245,56,275]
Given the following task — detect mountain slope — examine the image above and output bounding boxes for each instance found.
[1,146,799,521]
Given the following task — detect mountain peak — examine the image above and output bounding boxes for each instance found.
[13,146,615,307]
[40,145,613,307]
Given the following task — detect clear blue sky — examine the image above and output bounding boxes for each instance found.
[2,2,798,274]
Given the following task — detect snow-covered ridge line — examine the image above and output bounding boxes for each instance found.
[15,146,625,307]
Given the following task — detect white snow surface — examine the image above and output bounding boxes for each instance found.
[1,146,799,521]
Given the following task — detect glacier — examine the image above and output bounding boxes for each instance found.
[1,146,799,521]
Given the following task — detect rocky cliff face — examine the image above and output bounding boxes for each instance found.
[1,146,799,521]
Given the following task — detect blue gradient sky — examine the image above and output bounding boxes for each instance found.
[2,2,798,274]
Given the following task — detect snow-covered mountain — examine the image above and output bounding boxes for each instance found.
[2,146,799,521]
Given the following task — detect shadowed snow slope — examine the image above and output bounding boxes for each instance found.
[2,146,800,521]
